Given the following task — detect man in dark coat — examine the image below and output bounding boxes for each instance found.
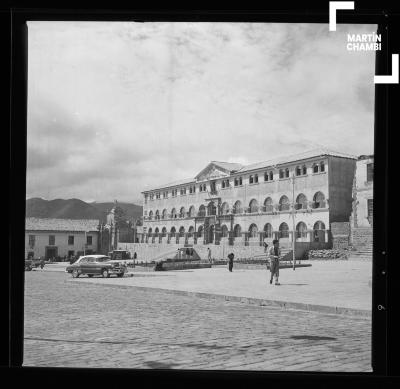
[268,239,281,285]
[227,253,234,272]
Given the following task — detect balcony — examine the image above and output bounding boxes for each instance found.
[295,203,308,210]
[311,200,327,209]
[278,204,290,211]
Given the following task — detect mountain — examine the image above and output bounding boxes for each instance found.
[26,198,142,223]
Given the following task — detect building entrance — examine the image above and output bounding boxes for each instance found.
[45,246,58,260]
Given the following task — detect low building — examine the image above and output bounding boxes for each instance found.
[140,148,357,249]
[25,218,100,260]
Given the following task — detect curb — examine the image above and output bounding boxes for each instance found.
[67,279,371,319]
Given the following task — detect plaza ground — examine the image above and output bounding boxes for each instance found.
[23,260,372,371]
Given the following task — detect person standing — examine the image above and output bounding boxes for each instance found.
[268,239,281,285]
[263,237,269,253]
[227,253,234,272]
[207,247,212,263]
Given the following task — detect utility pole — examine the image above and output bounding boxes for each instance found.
[292,172,296,271]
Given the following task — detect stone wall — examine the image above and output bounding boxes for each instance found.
[351,227,373,249]
[330,222,350,249]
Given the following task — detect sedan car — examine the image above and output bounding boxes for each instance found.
[65,255,127,278]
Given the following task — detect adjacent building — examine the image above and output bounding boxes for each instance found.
[141,149,357,248]
[25,218,100,259]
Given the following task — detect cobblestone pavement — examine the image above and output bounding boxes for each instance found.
[23,271,372,372]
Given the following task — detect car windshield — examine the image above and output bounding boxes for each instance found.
[96,256,111,262]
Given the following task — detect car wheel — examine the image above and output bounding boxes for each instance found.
[88,274,93,278]
[72,270,79,278]
[117,273,124,278]
[101,269,109,278]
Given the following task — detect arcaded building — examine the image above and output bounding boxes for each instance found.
[141,149,357,248]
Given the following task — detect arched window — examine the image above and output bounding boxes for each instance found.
[197,225,203,237]
[295,193,308,210]
[188,226,194,236]
[279,223,289,238]
[233,224,242,237]
[314,221,325,230]
[188,206,196,218]
[208,202,217,216]
[154,227,159,236]
[302,165,307,175]
[313,163,319,173]
[162,227,167,236]
[264,223,273,238]
[249,199,259,213]
[148,211,153,220]
[221,202,230,215]
[296,166,301,176]
[170,226,176,236]
[269,171,273,180]
[248,223,258,238]
[313,192,326,208]
[221,225,229,238]
[179,207,185,218]
[279,195,290,211]
[148,227,153,235]
[179,226,185,237]
[162,209,168,219]
[198,205,206,217]
[171,208,177,218]
[264,197,273,212]
[320,161,325,172]
[285,168,289,178]
[155,210,160,220]
[264,172,269,181]
[233,200,242,214]
[279,169,284,179]
[296,222,307,238]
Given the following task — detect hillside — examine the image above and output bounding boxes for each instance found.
[26,198,142,223]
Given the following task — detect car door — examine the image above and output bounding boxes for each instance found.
[85,257,98,274]
[77,257,88,273]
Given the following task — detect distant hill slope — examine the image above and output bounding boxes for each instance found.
[26,198,142,223]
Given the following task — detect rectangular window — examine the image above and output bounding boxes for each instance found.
[279,170,284,178]
[87,235,93,245]
[367,163,374,182]
[49,235,55,245]
[255,174,258,183]
[234,178,238,186]
[28,235,35,248]
[68,236,74,245]
[249,175,253,184]
[239,177,242,185]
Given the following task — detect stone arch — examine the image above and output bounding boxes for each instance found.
[313,220,326,242]
[249,199,259,213]
[221,224,229,238]
[199,205,206,217]
[279,195,290,211]
[279,222,289,238]
[179,207,186,218]
[296,193,308,210]
[155,210,160,220]
[171,208,177,218]
[313,191,326,208]
[161,227,167,236]
[233,224,242,237]
[264,197,273,212]
[197,225,204,237]
[148,227,153,234]
[248,223,258,238]
[296,221,307,238]
[179,226,185,237]
[233,200,242,214]
[170,226,176,236]
[154,227,159,235]
[264,223,273,238]
[148,210,153,220]
[188,226,195,236]
[162,209,168,219]
[221,202,230,215]
[188,206,196,218]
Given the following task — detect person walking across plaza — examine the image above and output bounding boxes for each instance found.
[227,252,234,272]
[268,239,281,285]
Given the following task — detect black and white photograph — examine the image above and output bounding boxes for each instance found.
[23,18,377,372]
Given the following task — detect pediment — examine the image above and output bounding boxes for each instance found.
[195,163,230,182]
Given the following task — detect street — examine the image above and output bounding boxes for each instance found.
[23,270,372,371]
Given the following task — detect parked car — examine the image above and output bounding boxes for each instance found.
[65,255,127,278]
[25,259,33,271]
[25,258,45,271]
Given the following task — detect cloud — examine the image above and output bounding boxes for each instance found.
[26,22,376,203]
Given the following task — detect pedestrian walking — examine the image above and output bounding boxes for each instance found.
[268,239,281,285]
[227,253,234,272]
[207,247,212,263]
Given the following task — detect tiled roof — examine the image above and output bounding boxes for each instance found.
[143,177,195,193]
[236,148,357,173]
[25,218,100,232]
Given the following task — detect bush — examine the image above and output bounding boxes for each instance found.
[307,249,349,260]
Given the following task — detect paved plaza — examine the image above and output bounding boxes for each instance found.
[23,262,372,371]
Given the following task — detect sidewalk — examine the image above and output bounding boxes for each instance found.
[66,260,372,317]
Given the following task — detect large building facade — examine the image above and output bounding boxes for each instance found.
[141,149,357,248]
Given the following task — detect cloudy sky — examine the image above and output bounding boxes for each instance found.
[27,21,376,204]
